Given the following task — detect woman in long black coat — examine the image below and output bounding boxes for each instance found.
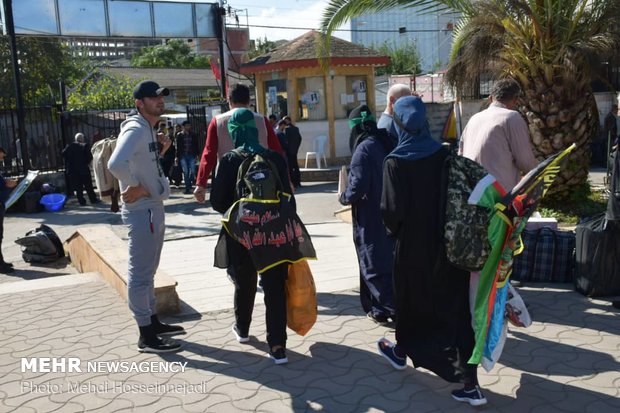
[339,104,396,324]
[378,96,487,407]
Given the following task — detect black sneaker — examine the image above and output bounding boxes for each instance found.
[0,263,14,274]
[451,385,488,406]
[232,325,250,343]
[268,347,288,365]
[367,312,391,326]
[153,322,186,337]
[150,315,186,337]
[137,336,182,353]
[376,338,406,370]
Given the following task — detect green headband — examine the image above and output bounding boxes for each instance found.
[348,110,376,129]
[228,117,257,134]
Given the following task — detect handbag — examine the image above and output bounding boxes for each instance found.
[169,163,182,186]
[286,260,317,336]
[512,227,575,282]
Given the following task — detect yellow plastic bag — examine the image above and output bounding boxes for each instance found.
[286,260,317,336]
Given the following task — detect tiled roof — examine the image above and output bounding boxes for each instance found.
[101,67,249,89]
[241,31,388,74]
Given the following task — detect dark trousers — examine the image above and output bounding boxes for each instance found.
[227,241,287,348]
[72,172,97,204]
[0,203,5,262]
[287,151,301,187]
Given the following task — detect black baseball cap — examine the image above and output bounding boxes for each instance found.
[133,80,170,99]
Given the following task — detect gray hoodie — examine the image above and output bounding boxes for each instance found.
[108,113,170,211]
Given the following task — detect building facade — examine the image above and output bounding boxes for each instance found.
[350,6,458,73]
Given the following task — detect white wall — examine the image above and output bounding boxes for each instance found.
[296,119,352,163]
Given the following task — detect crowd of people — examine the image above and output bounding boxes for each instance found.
[103,78,541,407]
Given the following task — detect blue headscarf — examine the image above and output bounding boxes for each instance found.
[387,95,441,161]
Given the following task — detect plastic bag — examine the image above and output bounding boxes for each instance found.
[286,260,317,336]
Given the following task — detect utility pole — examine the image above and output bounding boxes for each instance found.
[214,1,227,99]
[2,0,29,171]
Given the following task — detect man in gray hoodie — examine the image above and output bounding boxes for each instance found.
[108,80,185,353]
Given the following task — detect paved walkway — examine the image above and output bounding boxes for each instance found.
[1,183,619,412]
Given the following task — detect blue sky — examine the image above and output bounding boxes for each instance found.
[224,0,350,41]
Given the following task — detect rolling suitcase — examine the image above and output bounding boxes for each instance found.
[574,214,620,297]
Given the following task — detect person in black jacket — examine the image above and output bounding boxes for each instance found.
[210,108,294,365]
[62,133,99,206]
[283,116,302,188]
[339,104,396,326]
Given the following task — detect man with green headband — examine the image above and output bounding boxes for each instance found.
[210,108,297,365]
[194,84,284,203]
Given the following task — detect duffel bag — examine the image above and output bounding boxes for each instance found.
[512,227,575,283]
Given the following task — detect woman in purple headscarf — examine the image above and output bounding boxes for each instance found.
[377,96,486,406]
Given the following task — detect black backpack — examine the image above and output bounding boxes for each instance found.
[14,224,65,263]
[234,150,283,200]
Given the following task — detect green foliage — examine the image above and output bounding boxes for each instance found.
[539,183,607,224]
[67,73,138,110]
[374,42,422,76]
[247,36,277,60]
[0,36,89,107]
[131,39,210,68]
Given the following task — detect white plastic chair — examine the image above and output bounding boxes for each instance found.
[304,135,328,169]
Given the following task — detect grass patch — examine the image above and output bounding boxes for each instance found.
[539,184,607,224]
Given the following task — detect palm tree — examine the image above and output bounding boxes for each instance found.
[321,0,620,200]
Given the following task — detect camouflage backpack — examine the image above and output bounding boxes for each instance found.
[443,153,491,271]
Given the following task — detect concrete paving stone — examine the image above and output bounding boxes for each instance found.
[13,393,69,413]
[1,378,53,406]
[355,393,413,413]
[254,398,298,413]
[584,399,620,413]
[230,388,289,412]
[567,372,620,393]
[197,395,239,413]
[179,395,229,413]
[0,404,37,413]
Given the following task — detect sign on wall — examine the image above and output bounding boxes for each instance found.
[3,0,217,38]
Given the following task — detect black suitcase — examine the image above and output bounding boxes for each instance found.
[574,214,620,297]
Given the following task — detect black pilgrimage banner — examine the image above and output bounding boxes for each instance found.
[221,195,316,273]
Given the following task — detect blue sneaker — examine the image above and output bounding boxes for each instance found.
[376,338,406,370]
[451,385,487,406]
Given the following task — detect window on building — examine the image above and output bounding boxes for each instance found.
[264,79,288,119]
[297,77,326,120]
[332,75,368,119]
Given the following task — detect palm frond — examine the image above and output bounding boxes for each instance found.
[318,0,472,68]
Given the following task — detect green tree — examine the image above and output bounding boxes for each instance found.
[67,72,138,110]
[0,36,88,107]
[247,36,277,60]
[131,39,210,68]
[374,42,421,76]
[321,0,620,201]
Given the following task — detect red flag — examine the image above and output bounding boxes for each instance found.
[210,59,221,80]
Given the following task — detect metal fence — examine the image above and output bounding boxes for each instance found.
[0,105,64,177]
[0,97,229,178]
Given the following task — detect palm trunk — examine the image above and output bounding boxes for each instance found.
[520,70,596,200]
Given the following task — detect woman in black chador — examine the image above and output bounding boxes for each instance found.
[378,96,486,407]
[339,104,396,325]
